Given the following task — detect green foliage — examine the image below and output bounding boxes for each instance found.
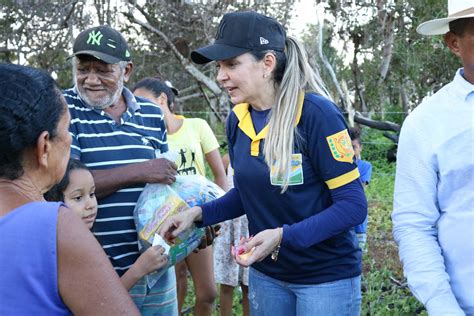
[362,262,427,316]
[302,0,459,122]
[360,129,395,163]
[359,128,426,315]
[182,279,244,316]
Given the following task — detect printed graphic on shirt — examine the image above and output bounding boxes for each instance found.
[270,153,304,186]
[176,148,197,175]
[326,129,354,163]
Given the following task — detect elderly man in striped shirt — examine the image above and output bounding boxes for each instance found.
[64,25,178,315]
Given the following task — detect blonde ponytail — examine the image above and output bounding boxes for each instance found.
[264,36,330,193]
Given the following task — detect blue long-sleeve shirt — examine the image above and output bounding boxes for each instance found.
[202,180,367,249]
[201,93,367,284]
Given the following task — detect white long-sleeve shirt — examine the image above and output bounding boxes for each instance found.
[392,69,474,316]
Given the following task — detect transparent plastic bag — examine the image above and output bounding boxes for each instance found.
[171,174,225,207]
[133,174,225,288]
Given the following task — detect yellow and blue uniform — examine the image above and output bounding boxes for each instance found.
[201,93,367,285]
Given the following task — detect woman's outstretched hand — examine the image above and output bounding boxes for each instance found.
[158,206,203,242]
[234,227,282,267]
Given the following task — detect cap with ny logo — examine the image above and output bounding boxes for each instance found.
[71,25,131,64]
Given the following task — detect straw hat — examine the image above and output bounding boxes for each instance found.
[417,0,474,35]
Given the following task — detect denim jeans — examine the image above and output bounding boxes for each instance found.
[248,268,361,316]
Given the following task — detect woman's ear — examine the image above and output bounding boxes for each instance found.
[36,131,51,169]
[262,52,277,75]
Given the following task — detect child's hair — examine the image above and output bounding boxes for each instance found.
[132,77,176,112]
[349,127,362,142]
[44,159,89,202]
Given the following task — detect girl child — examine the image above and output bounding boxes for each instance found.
[44,158,169,290]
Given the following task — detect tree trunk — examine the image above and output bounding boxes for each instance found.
[317,11,345,110]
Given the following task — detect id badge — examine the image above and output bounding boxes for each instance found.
[270,153,304,186]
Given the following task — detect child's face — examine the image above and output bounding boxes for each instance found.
[63,169,98,229]
[352,139,362,159]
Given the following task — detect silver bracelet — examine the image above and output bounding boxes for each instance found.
[271,227,283,262]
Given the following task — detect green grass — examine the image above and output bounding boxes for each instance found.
[361,144,426,315]
[181,281,244,315]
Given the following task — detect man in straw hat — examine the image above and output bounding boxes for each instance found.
[392,1,474,315]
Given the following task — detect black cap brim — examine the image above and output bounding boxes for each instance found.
[70,50,124,64]
[169,87,179,96]
[191,43,250,64]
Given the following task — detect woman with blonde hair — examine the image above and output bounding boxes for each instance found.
[159,11,367,315]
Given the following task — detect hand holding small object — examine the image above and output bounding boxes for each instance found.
[131,245,168,276]
[232,227,282,267]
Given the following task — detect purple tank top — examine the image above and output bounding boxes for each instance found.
[0,201,71,315]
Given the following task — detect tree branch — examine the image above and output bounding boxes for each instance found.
[123,10,222,96]
[317,11,346,109]
[354,111,400,132]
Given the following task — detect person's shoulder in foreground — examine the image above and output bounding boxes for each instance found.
[392,2,474,315]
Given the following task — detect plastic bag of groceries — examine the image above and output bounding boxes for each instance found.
[133,174,225,288]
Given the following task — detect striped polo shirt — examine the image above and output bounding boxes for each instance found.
[64,87,168,276]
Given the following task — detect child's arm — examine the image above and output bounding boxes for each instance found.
[120,245,168,290]
[206,149,229,191]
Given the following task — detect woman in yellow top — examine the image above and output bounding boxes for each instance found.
[133,77,227,315]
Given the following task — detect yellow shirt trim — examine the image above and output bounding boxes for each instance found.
[232,91,305,156]
[325,168,360,189]
[295,91,304,125]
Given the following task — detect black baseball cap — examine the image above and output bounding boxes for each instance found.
[165,80,179,96]
[71,25,131,64]
[191,11,286,64]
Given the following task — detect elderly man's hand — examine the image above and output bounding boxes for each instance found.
[140,158,178,184]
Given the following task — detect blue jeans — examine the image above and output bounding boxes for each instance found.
[248,268,361,316]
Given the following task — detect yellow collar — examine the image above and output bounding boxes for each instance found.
[232,92,305,156]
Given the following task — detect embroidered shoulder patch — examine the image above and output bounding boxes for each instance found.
[326,129,354,163]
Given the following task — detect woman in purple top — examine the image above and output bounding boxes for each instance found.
[0,63,139,315]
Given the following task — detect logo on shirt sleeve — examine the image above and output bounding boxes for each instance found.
[326,129,354,163]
